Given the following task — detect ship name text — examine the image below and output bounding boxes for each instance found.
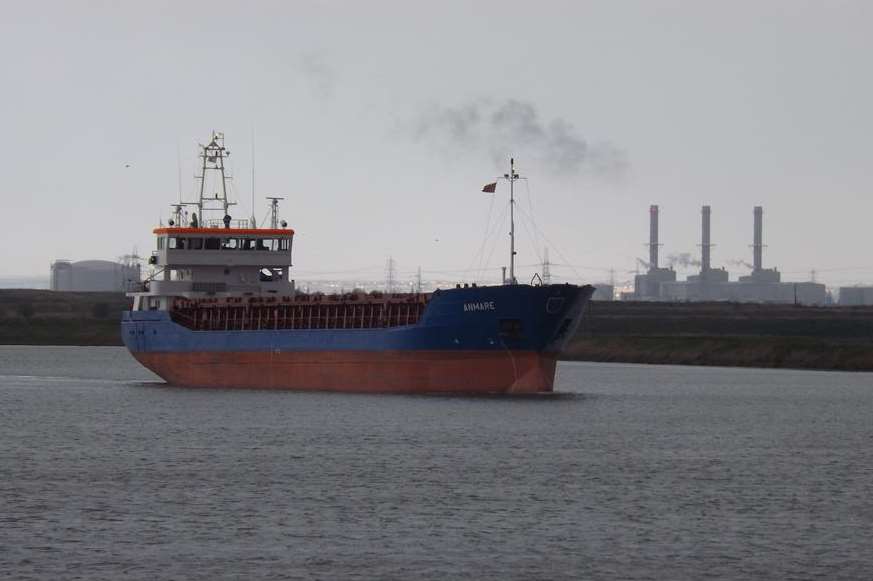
[464,301,496,312]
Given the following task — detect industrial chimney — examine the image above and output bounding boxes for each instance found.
[701,205,712,272]
[753,206,763,271]
[649,204,659,270]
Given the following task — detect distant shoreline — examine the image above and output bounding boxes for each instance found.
[562,336,873,372]
[3,290,873,372]
[0,289,128,346]
[0,277,50,289]
[564,300,873,372]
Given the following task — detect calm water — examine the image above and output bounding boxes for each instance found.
[1,347,871,580]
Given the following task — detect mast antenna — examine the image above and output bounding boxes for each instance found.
[251,128,257,228]
[176,139,183,203]
[499,157,522,284]
[194,131,236,226]
[266,196,285,229]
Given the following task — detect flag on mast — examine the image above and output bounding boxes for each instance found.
[481,182,497,193]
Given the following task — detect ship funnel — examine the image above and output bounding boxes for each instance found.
[753,206,763,271]
[648,204,659,270]
[701,205,711,271]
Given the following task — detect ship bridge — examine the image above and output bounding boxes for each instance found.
[131,131,298,310]
[145,225,295,297]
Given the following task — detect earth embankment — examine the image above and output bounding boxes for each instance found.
[3,290,873,371]
[0,290,129,346]
[565,300,873,371]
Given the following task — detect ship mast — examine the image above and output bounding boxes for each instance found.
[502,158,521,285]
[266,196,285,229]
[194,131,235,225]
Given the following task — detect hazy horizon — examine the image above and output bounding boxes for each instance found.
[3,1,872,289]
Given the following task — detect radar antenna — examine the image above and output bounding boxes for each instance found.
[266,196,285,229]
[192,131,236,225]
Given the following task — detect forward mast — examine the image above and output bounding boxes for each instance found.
[499,158,522,285]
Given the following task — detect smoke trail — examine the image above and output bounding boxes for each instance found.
[410,99,628,177]
[667,252,701,269]
[727,259,754,270]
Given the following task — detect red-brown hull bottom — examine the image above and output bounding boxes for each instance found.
[133,350,558,394]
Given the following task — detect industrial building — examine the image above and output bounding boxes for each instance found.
[838,287,873,306]
[50,259,141,292]
[632,205,826,304]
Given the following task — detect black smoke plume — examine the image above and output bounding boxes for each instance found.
[411,99,628,177]
[668,253,701,269]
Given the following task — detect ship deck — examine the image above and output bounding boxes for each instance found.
[169,292,431,331]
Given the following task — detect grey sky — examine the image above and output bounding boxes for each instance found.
[2,1,871,288]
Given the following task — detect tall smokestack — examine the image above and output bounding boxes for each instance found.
[753,206,763,271]
[701,205,711,271]
[649,204,659,270]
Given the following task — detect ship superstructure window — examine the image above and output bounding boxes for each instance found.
[259,267,285,282]
[163,233,291,251]
[238,238,283,251]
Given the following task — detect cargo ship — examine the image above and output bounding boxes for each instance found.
[122,132,594,393]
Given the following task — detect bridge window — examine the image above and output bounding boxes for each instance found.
[221,238,239,250]
[188,238,203,250]
[279,239,291,251]
[204,238,220,250]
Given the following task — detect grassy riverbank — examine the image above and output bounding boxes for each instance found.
[563,336,873,371]
[563,300,873,371]
[0,290,128,346]
[2,290,873,371]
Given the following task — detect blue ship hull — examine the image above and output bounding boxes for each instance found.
[122,283,593,393]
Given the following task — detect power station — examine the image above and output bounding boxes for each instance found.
[629,205,826,304]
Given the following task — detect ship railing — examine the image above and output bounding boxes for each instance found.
[169,300,428,332]
[204,218,252,229]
